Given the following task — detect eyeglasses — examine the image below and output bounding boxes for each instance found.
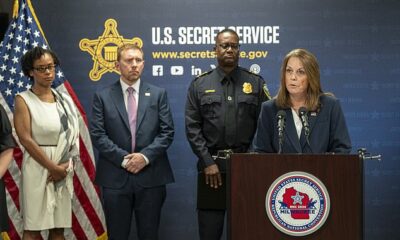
[217,43,240,50]
[33,64,57,73]
[285,68,306,77]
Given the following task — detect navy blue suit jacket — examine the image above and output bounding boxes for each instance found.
[252,95,351,153]
[91,81,174,188]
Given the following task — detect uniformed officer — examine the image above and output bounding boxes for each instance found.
[185,29,271,240]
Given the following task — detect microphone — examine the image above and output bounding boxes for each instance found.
[298,107,310,138]
[276,110,286,154]
[299,107,312,152]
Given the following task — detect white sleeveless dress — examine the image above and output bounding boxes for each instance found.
[18,90,72,230]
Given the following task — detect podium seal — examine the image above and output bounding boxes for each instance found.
[265,171,330,236]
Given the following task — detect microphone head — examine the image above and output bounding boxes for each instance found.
[277,110,286,119]
[298,107,310,133]
[299,107,307,116]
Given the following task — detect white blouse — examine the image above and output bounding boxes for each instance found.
[291,108,303,139]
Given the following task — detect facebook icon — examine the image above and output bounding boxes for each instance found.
[152,65,164,76]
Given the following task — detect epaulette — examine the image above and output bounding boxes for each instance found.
[194,69,213,80]
[242,67,263,79]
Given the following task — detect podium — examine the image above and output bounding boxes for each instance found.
[227,154,363,240]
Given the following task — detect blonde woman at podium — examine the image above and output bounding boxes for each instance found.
[252,48,351,154]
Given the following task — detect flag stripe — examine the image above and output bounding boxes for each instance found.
[3,171,19,211]
[72,196,98,239]
[73,160,107,235]
[5,188,21,240]
[71,213,87,240]
[78,138,97,187]
[5,220,19,240]
[73,153,106,221]
[73,174,105,236]
[63,81,89,125]
[11,147,23,170]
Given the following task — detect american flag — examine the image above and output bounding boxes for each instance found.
[0,0,107,239]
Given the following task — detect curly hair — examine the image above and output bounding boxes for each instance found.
[21,47,60,79]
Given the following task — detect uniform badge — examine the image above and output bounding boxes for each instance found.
[205,89,216,93]
[242,82,252,94]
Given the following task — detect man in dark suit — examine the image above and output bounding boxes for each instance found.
[90,44,174,240]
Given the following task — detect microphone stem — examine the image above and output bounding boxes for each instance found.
[278,135,283,154]
[306,137,312,153]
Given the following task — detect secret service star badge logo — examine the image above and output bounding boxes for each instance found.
[79,19,143,81]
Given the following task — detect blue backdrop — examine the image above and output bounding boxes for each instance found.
[30,0,400,239]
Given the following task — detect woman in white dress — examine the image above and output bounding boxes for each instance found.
[14,47,79,240]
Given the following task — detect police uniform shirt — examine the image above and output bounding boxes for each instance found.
[185,66,270,169]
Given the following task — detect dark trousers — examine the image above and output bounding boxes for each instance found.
[0,180,9,232]
[102,175,166,240]
[198,209,226,240]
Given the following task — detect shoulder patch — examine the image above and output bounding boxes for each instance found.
[242,67,263,79]
[263,84,272,99]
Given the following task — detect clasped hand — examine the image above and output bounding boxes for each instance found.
[47,161,69,183]
[124,153,146,174]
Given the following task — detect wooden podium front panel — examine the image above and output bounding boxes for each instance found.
[228,154,362,240]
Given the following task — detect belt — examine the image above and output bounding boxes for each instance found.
[210,146,247,160]
[212,149,233,160]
